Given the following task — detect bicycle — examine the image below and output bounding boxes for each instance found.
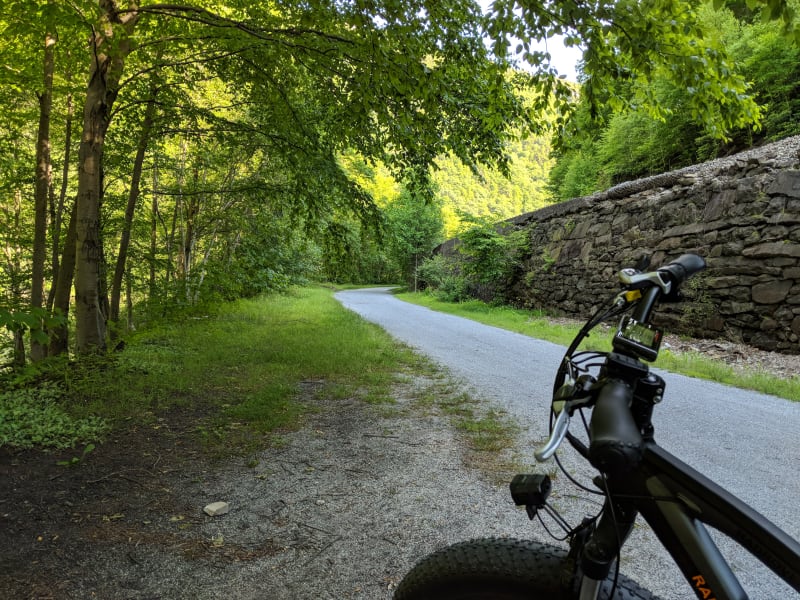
[394,253,800,599]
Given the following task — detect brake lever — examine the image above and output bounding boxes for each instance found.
[535,408,570,462]
[535,376,598,462]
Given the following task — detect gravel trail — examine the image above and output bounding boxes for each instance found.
[335,287,800,599]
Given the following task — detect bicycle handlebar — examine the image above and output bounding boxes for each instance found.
[588,255,705,474]
[630,253,707,328]
[658,253,707,291]
[536,253,707,469]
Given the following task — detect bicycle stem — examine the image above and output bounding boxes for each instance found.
[631,285,661,324]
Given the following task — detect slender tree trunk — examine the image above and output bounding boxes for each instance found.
[31,27,56,362]
[125,268,133,330]
[49,201,77,356]
[166,197,179,291]
[149,155,159,300]
[47,89,74,312]
[164,140,187,296]
[6,190,26,366]
[109,85,158,328]
[74,3,138,354]
[97,194,111,330]
[181,168,202,301]
[192,238,215,305]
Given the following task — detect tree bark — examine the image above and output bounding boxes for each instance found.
[31,28,56,362]
[125,267,133,330]
[74,2,138,354]
[5,190,26,366]
[109,85,158,328]
[49,201,77,356]
[47,88,74,312]
[164,139,187,296]
[149,159,159,300]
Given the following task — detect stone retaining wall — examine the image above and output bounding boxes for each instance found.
[503,135,800,353]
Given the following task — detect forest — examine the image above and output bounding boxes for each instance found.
[548,1,800,200]
[1,0,798,368]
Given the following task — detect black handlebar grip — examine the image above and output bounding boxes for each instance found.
[658,253,706,287]
[589,380,643,477]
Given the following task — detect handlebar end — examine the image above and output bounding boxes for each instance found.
[659,253,706,287]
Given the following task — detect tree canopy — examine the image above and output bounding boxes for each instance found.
[548,1,800,199]
[1,0,797,362]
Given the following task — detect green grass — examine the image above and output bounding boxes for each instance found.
[458,409,515,452]
[1,287,426,452]
[397,291,800,402]
[656,351,800,401]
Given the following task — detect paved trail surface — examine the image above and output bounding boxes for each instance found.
[336,287,800,599]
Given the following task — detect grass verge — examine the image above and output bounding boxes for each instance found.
[396,292,800,402]
[1,287,428,453]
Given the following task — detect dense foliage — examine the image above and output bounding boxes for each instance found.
[417,217,528,303]
[1,0,798,368]
[549,2,800,199]
[434,134,554,235]
[1,0,528,361]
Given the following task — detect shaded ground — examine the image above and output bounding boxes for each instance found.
[0,405,217,599]
[0,377,523,600]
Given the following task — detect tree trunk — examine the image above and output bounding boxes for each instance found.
[149,156,159,300]
[164,140,187,297]
[181,168,202,301]
[13,329,26,368]
[74,3,138,354]
[109,86,158,329]
[49,201,77,357]
[31,28,56,362]
[47,88,74,312]
[5,190,26,366]
[74,69,110,353]
[125,267,134,330]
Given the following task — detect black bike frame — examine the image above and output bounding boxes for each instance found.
[609,443,800,600]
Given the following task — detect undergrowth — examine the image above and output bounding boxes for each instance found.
[0,382,107,449]
[0,287,426,453]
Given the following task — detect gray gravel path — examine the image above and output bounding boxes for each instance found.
[335,287,800,599]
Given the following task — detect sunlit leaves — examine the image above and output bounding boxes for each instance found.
[486,0,798,140]
[548,2,800,200]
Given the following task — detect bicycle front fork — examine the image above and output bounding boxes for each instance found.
[510,472,638,599]
[574,495,638,599]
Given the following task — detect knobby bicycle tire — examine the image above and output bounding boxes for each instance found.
[393,538,660,600]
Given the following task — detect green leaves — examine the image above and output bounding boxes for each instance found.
[0,384,107,450]
[4,0,798,358]
[486,0,799,140]
[0,308,65,345]
[548,1,800,199]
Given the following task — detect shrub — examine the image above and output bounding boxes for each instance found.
[0,383,107,450]
[416,254,470,302]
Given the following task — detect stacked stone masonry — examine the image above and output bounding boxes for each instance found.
[503,135,800,353]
